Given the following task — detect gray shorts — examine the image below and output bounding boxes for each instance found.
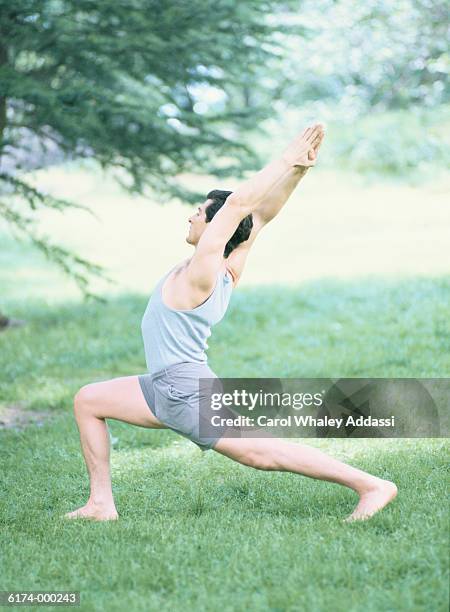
[138,361,223,451]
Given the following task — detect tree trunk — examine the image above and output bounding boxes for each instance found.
[0,41,6,151]
[0,44,11,329]
[0,312,11,329]
[243,83,253,109]
[0,94,5,147]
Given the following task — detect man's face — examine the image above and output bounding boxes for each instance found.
[186,199,210,246]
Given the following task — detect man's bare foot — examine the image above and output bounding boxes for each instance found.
[344,479,398,523]
[64,501,119,521]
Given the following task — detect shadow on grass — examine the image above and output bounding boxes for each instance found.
[108,438,446,522]
[0,274,448,419]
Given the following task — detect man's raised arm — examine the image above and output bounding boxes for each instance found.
[185,123,324,289]
[230,123,324,215]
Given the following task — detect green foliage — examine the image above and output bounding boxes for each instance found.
[280,0,449,113]
[0,0,300,297]
[324,105,450,179]
[1,0,448,300]
[258,104,450,181]
[0,0,297,184]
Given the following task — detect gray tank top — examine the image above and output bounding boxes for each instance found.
[141,265,233,375]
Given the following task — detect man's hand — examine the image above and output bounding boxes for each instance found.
[282,123,325,168]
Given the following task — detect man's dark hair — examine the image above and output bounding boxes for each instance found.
[205,189,253,258]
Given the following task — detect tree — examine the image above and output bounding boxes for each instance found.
[0,0,300,325]
[279,0,450,113]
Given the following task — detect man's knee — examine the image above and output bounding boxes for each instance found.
[215,438,282,470]
[74,383,101,416]
[239,447,279,471]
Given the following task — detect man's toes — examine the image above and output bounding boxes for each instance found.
[64,511,81,519]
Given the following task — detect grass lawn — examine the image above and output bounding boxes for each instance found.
[1,168,449,611]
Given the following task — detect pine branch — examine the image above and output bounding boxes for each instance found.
[0,173,99,218]
[0,198,115,302]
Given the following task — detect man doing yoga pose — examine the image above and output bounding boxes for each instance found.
[65,123,397,522]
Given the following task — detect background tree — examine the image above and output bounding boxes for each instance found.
[278,0,449,113]
[0,0,300,326]
[248,0,449,179]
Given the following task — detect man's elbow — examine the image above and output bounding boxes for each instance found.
[225,193,253,217]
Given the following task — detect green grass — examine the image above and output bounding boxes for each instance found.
[1,164,449,611]
[1,430,448,611]
[1,276,450,405]
[1,274,449,611]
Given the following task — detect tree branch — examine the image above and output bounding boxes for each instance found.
[0,172,99,218]
[0,199,115,302]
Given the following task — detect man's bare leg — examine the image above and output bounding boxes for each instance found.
[213,436,397,522]
[64,376,166,521]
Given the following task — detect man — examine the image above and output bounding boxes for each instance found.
[65,123,397,522]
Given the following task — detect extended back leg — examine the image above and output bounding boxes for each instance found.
[213,436,397,521]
